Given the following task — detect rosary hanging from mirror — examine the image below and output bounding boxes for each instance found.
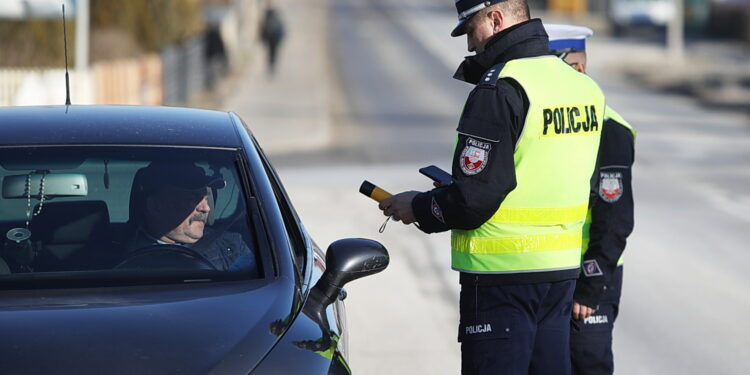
[6,171,47,243]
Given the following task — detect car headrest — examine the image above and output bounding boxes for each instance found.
[32,201,110,244]
[129,167,148,225]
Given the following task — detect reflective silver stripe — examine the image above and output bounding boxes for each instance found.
[458,2,489,20]
[451,265,579,274]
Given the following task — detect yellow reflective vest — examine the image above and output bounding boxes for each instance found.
[451,56,605,275]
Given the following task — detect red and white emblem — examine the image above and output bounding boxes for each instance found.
[599,171,623,203]
[460,138,491,176]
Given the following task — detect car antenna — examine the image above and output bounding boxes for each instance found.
[62,3,71,106]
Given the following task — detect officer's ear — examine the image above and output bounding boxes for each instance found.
[488,9,506,33]
[579,52,588,73]
[576,61,586,74]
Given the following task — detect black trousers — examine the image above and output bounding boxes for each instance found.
[459,279,576,375]
[570,266,623,375]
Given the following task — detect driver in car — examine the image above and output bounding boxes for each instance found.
[128,162,258,274]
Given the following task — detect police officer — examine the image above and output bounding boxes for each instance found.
[545,24,636,375]
[378,1,607,374]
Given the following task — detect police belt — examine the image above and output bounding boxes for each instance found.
[459,270,579,286]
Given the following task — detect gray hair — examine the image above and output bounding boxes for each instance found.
[479,0,530,23]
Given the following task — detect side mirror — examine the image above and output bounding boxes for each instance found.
[312,238,389,306]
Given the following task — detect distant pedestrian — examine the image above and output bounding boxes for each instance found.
[205,27,229,88]
[260,3,285,75]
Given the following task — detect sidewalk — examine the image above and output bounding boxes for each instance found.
[620,40,750,113]
[221,0,334,154]
[539,10,750,115]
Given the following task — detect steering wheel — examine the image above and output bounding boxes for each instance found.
[115,244,217,271]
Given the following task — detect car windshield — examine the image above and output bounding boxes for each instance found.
[0,146,263,288]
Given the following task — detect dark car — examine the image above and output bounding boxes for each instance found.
[707,0,750,40]
[0,105,388,374]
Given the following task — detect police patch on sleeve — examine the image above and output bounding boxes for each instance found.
[431,197,445,224]
[460,138,491,176]
[582,259,603,277]
[599,171,623,202]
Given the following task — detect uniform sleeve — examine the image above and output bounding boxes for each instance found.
[411,80,525,233]
[574,118,635,308]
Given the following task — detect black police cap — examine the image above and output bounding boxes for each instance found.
[452,0,505,37]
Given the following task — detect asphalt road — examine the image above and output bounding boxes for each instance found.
[270,0,750,373]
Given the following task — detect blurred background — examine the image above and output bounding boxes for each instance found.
[1,0,749,374]
[1,0,748,111]
[0,0,255,107]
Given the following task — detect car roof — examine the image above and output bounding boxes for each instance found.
[0,105,243,148]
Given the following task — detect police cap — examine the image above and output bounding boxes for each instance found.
[138,162,226,193]
[451,0,506,37]
[544,24,593,55]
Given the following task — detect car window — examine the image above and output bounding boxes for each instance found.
[268,169,306,275]
[0,146,263,288]
[254,144,307,278]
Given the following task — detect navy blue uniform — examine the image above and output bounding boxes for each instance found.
[570,115,635,375]
[129,227,258,274]
[410,20,582,374]
[460,276,576,375]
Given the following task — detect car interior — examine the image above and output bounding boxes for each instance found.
[0,146,261,284]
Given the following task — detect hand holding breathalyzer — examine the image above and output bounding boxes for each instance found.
[378,191,419,224]
[360,166,450,227]
[358,180,417,224]
[359,181,392,202]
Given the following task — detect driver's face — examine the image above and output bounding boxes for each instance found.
[147,186,210,244]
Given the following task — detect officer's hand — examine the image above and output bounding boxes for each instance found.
[378,191,419,225]
[572,301,596,320]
